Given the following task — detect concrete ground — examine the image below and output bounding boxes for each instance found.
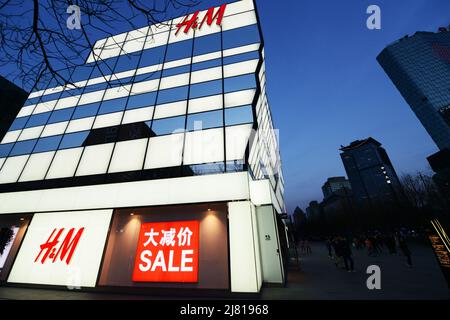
[262,241,450,300]
[0,241,448,300]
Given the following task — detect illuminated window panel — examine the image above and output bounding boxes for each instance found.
[45,147,83,179]
[225,124,253,161]
[188,94,223,114]
[136,63,163,76]
[17,105,35,118]
[75,143,114,176]
[144,133,184,169]
[108,138,147,173]
[163,57,192,70]
[33,100,58,115]
[93,112,123,129]
[153,101,187,120]
[103,84,132,101]
[101,45,122,60]
[17,126,44,141]
[190,66,222,84]
[159,73,190,90]
[130,79,160,95]
[41,122,68,137]
[192,51,222,64]
[54,95,80,111]
[78,89,105,106]
[224,0,254,16]
[86,75,111,88]
[0,155,29,184]
[1,130,22,144]
[143,31,169,50]
[127,26,149,41]
[122,106,154,124]
[183,128,224,165]
[122,38,146,54]
[221,10,257,32]
[18,151,55,182]
[224,60,258,79]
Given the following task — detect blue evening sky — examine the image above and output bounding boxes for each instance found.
[254,0,449,212]
[1,0,449,212]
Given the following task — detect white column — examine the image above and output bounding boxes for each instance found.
[228,201,262,293]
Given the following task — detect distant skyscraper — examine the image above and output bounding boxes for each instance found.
[321,176,351,199]
[377,28,450,150]
[0,76,28,141]
[340,137,403,206]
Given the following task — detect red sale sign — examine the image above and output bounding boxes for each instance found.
[132,221,199,283]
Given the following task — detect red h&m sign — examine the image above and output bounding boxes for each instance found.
[133,221,199,283]
[34,227,84,265]
[175,4,227,35]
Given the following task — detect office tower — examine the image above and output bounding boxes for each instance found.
[340,137,403,206]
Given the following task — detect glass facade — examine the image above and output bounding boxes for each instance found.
[0,0,282,200]
[340,138,404,206]
[377,31,450,150]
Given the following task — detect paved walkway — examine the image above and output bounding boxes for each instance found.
[0,242,448,300]
[262,241,450,300]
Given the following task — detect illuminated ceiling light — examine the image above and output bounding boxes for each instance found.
[207,208,211,211]
[20,218,25,221]
[130,213,134,216]
[387,180,392,184]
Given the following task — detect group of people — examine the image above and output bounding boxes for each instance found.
[325,231,413,272]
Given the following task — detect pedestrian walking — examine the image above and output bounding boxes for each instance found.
[339,237,355,272]
[305,239,312,254]
[326,238,333,258]
[398,235,412,267]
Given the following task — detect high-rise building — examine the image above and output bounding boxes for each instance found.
[321,176,351,199]
[378,28,450,208]
[0,0,285,294]
[0,76,28,141]
[377,28,450,151]
[340,137,403,207]
[305,201,322,219]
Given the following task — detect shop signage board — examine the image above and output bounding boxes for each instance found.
[176,4,227,35]
[7,210,112,287]
[428,219,450,288]
[133,220,199,282]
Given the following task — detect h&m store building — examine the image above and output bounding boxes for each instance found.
[0,0,286,295]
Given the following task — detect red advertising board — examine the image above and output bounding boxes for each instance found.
[132,220,199,283]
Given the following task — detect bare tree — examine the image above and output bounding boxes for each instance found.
[0,0,198,92]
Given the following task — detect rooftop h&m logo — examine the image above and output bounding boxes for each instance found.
[34,228,84,265]
[175,4,227,35]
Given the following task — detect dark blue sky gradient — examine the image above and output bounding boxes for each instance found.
[1,0,449,212]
